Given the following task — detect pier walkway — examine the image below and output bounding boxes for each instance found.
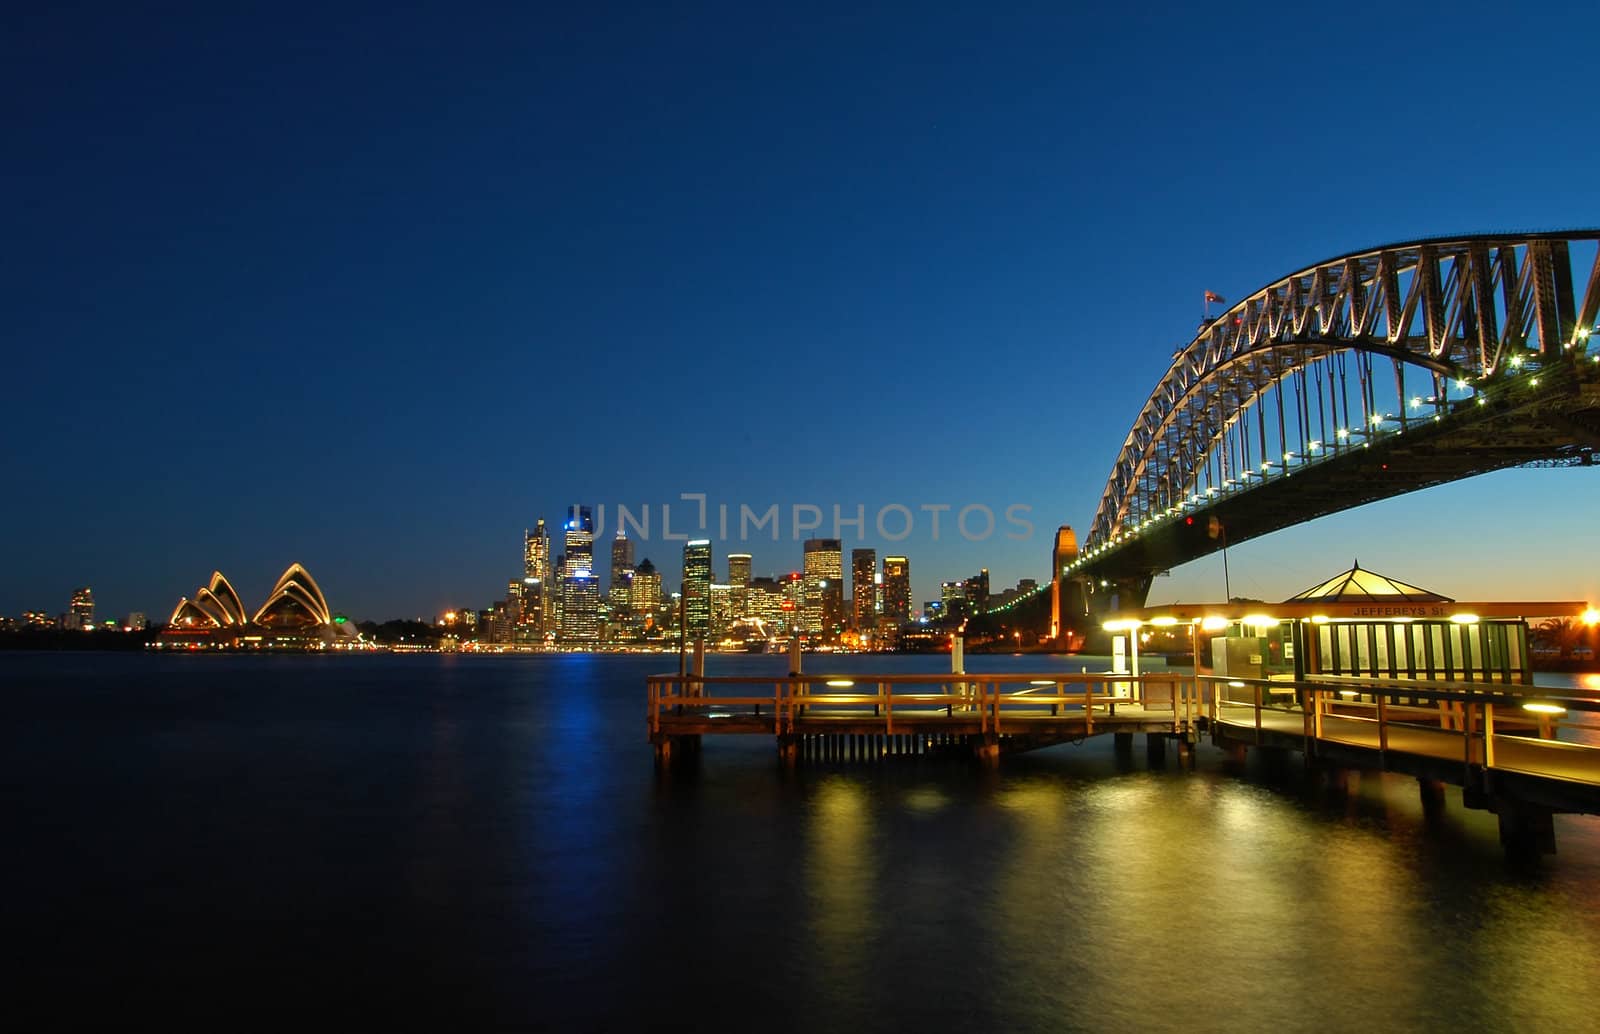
[647,669,1600,854]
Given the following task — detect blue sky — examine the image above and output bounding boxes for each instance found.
[5,1,1598,621]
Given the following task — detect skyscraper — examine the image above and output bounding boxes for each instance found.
[682,540,713,637]
[561,506,600,643]
[851,548,876,631]
[524,519,551,635]
[506,578,525,641]
[609,530,635,616]
[964,568,990,614]
[69,586,94,630]
[882,556,910,623]
[802,538,843,639]
[631,558,662,631]
[727,553,752,621]
[941,580,968,619]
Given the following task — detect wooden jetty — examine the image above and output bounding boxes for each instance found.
[646,666,1600,857]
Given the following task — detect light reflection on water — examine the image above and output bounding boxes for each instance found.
[3,651,1599,1031]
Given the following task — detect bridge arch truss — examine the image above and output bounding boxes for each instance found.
[1085,232,1600,557]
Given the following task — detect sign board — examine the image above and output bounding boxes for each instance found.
[1112,636,1127,675]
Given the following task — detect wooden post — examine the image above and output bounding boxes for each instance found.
[1376,687,1388,758]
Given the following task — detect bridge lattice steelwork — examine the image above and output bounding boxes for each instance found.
[1073,231,1600,592]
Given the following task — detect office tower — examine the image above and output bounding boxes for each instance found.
[524,520,551,634]
[682,540,713,636]
[489,599,512,644]
[727,552,752,620]
[964,569,990,613]
[941,580,968,619]
[125,612,147,631]
[563,506,594,574]
[747,577,787,630]
[851,548,876,631]
[710,584,737,635]
[882,555,910,623]
[631,558,662,631]
[70,587,94,629]
[609,530,635,616]
[781,571,805,631]
[561,506,600,642]
[506,579,525,640]
[802,538,843,639]
[562,570,600,642]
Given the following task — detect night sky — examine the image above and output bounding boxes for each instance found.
[7,2,1599,622]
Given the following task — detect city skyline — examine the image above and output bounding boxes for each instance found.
[6,5,1600,621]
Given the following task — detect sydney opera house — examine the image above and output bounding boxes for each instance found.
[158,563,360,648]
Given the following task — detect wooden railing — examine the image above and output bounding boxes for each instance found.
[647,671,1205,737]
[1203,674,1600,785]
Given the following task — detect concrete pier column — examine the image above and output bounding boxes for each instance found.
[1146,733,1166,767]
[1113,732,1134,754]
[1418,778,1446,819]
[1497,799,1556,858]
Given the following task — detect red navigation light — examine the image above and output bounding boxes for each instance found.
[1185,516,1194,525]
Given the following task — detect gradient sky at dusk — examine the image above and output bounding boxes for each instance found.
[6,2,1599,622]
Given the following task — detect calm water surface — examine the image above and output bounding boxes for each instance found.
[5,652,1599,1032]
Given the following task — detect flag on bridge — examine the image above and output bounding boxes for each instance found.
[1204,290,1226,304]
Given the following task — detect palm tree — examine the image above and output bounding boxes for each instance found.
[1534,618,1580,652]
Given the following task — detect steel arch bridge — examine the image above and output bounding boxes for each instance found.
[1064,230,1600,614]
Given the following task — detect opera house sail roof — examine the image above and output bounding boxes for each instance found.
[163,563,351,644]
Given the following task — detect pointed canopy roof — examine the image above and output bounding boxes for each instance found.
[1284,561,1452,604]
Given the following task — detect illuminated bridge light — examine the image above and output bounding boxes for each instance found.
[1410,397,1422,408]
[1336,428,1349,439]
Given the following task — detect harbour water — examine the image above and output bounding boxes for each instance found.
[6,652,1600,1031]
